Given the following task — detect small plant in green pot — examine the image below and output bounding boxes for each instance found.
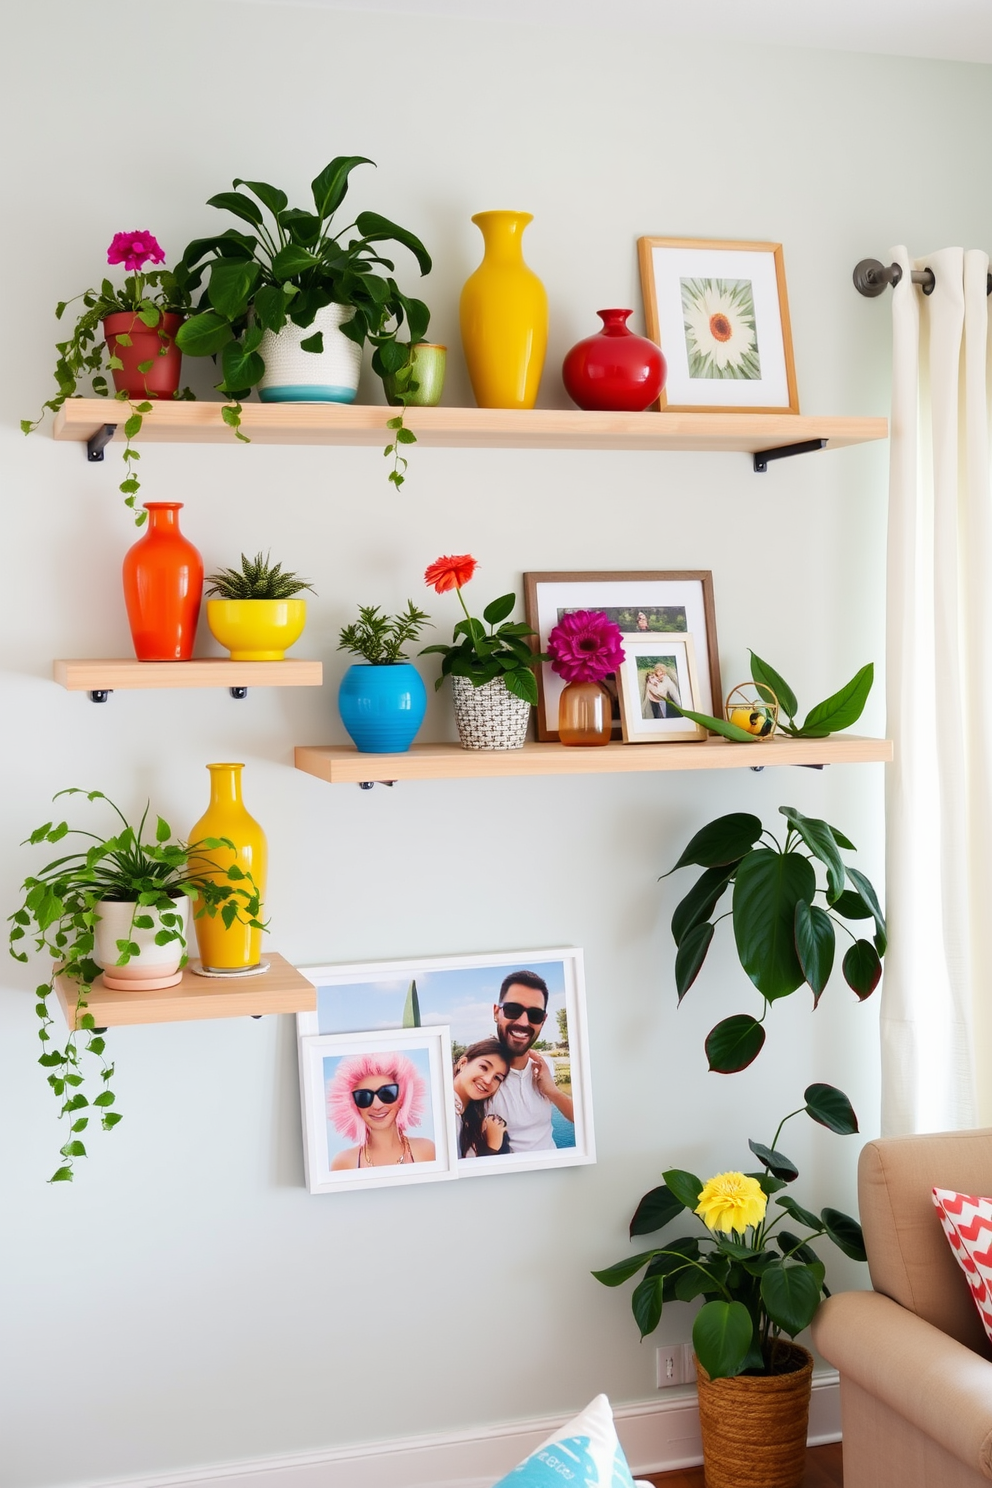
[205,551,316,660]
[337,601,433,753]
[22,230,194,525]
[665,805,886,1071]
[8,789,265,1181]
[419,553,548,750]
[174,156,432,487]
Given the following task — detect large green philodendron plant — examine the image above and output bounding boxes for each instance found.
[665,806,887,1072]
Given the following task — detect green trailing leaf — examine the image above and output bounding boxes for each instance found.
[591,1251,659,1287]
[794,900,835,1002]
[821,1208,867,1262]
[799,663,874,737]
[671,863,739,946]
[692,1300,753,1380]
[674,920,714,1002]
[631,1274,665,1337]
[669,703,760,742]
[665,814,762,874]
[846,867,887,953]
[776,1194,822,1231]
[760,1261,823,1334]
[662,1169,704,1210]
[780,806,846,901]
[733,850,815,1000]
[830,889,873,920]
[748,1140,799,1182]
[804,1083,859,1135]
[705,1014,766,1073]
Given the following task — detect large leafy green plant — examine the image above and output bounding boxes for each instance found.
[665,806,886,1072]
[8,789,266,1182]
[593,1084,866,1379]
[175,156,432,485]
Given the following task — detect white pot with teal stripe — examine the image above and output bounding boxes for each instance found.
[258,303,362,403]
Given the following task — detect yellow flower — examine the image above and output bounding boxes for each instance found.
[695,1171,767,1234]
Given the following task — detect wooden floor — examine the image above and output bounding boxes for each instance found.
[643,1441,843,1486]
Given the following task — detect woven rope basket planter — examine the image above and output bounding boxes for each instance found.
[695,1342,814,1488]
[451,675,531,750]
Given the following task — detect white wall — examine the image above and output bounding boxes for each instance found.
[2,4,990,1485]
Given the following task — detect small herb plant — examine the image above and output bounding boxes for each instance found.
[205,552,316,600]
[8,789,266,1182]
[675,653,874,743]
[337,602,432,664]
[22,231,195,526]
[665,805,886,1072]
[593,1084,866,1380]
[174,157,432,485]
[419,553,547,704]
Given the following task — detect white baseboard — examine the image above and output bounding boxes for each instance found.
[77,1372,840,1488]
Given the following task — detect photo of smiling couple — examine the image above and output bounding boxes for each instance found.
[454,970,574,1160]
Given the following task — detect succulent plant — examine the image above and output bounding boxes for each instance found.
[205,552,316,600]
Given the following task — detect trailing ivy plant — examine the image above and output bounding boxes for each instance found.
[8,789,266,1182]
[664,805,886,1072]
[175,156,432,487]
[674,653,874,743]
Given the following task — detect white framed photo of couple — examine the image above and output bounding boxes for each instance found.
[298,1026,460,1194]
[616,634,706,744]
[297,948,594,1180]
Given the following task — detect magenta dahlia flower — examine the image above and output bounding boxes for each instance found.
[107,230,166,273]
[547,609,625,684]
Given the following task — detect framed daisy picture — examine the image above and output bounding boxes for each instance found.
[637,237,799,413]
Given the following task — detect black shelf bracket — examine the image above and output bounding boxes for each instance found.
[358,780,397,791]
[88,690,112,703]
[87,424,117,462]
[229,687,249,699]
[753,438,827,474]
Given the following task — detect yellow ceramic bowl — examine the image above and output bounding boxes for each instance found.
[207,599,307,661]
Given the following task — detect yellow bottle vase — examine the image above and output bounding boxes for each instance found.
[188,763,267,973]
[459,210,548,409]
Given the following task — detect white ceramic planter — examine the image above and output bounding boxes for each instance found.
[257,303,362,403]
[93,897,191,991]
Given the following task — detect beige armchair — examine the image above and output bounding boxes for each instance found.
[811,1127,992,1487]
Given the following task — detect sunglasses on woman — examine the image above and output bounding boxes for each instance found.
[499,1002,547,1025]
[351,1083,400,1108]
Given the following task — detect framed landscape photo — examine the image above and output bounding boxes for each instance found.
[298,1026,460,1195]
[523,570,720,741]
[298,947,594,1179]
[637,237,799,413]
[616,634,706,744]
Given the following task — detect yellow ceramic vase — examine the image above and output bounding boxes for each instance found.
[459,210,548,409]
[188,763,267,973]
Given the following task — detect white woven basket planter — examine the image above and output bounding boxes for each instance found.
[451,675,531,750]
[258,303,362,403]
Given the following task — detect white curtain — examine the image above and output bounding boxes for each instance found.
[882,245,992,1134]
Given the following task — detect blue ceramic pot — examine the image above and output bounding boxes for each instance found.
[337,662,428,754]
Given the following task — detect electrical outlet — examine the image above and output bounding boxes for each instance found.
[656,1343,694,1387]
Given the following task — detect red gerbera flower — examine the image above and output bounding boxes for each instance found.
[424,554,477,594]
[107,230,166,274]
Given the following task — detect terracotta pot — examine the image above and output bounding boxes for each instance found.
[103,310,184,399]
[695,1343,814,1488]
[122,502,203,661]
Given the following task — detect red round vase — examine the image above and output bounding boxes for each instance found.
[562,308,666,412]
[122,503,203,661]
[103,310,184,400]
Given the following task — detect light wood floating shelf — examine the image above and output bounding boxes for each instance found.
[54,658,322,694]
[54,952,316,1029]
[52,399,887,456]
[294,735,893,785]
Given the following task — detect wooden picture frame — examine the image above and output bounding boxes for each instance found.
[637,237,799,414]
[616,634,706,744]
[523,571,721,742]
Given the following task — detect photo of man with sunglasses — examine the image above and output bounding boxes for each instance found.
[488,970,575,1152]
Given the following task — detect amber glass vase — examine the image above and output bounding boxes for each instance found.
[558,681,612,746]
[188,763,267,973]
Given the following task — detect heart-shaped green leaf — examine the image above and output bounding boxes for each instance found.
[842,940,882,999]
[692,1299,753,1380]
[760,1261,823,1334]
[662,1169,703,1210]
[733,849,814,999]
[671,863,739,946]
[675,920,714,1002]
[794,900,835,1002]
[776,1194,822,1231]
[631,1274,665,1337]
[630,1184,686,1236]
[804,1083,858,1134]
[748,1139,799,1181]
[822,1208,867,1261]
[780,806,846,900]
[665,814,762,874]
[705,1014,766,1073]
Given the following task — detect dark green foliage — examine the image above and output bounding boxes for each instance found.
[205,551,316,600]
[338,602,432,664]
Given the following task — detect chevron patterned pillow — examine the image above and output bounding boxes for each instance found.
[933,1187,992,1342]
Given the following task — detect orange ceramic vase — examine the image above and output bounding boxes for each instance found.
[188,763,267,973]
[122,502,203,661]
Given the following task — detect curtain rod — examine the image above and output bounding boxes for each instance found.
[854,257,992,297]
